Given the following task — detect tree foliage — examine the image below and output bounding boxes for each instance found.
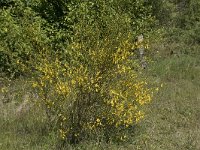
[148,0,200,56]
[0,0,49,76]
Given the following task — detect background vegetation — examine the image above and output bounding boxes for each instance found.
[0,0,200,149]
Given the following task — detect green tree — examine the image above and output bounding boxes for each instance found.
[0,0,49,76]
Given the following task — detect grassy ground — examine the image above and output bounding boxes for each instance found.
[0,53,200,149]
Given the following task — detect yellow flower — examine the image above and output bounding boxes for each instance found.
[71,79,76,85]
[96,118,100,123]
[161,83,163,88]
[32,82,38,88]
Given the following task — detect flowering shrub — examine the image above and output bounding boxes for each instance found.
[31,31,153,143]
[28,0,156,144]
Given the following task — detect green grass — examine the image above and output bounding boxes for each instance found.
[0,54,200,149]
